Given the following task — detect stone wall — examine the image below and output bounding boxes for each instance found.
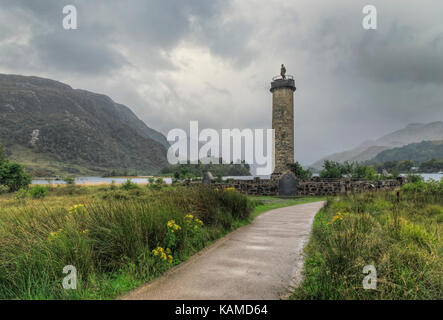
[212,178,278,196]
[197,177,405,197]
[296,177,404,196]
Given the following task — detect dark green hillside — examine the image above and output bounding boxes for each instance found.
[370,140,443,163]
[0,74,168,176]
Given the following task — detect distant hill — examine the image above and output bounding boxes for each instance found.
[369,140,443,163]
[311,122,443,170]
[0,74,168,176]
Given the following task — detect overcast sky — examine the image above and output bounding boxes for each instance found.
[1,0,442,165]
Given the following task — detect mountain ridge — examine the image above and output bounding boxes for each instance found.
[0,74,169,176]
[311,121,443,170]
[368,140,443,163]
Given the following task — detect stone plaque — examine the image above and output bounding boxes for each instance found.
[279,173,297,196]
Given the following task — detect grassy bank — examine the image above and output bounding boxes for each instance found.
[0,185,255,299]
[0,183,322,299]
[292,179,443,300]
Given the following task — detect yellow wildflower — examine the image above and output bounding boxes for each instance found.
[167,219,181,232]
[331,212,344,223]
[47,228,63,242]
[69,204,85,215]
[153,246,166,256]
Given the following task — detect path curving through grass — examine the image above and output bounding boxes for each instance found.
[121,201,326,300]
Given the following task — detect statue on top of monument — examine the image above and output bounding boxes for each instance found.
[280,64,286,79]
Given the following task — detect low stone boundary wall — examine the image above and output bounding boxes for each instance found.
[187,177,405,197]
[296,178,403,196]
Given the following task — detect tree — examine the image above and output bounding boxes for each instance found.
[320,160,344,179]
[288,162,313,179]
[351,164,378,180]
[0,161,32,192]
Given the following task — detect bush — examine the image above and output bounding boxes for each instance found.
[148,178,165,191]
[120,179,139,191]
[0,161,32,192]
[15,188,27,199]
[0,185,9,194]
[63,176,76,185]
[28,185,49,199]
[407,174,424,183]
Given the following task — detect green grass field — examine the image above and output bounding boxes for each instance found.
[292,179,443,300]
[0,183,323,300]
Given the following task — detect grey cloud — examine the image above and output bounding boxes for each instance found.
[0,0,237,74]
[30,29,126,75]
[354,30,443,84]
[302,4,443,86]
[1,0,443,166]
[193,18,256,67]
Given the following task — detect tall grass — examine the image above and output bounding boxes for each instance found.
[0,186,253,299]
[292,179,443,300]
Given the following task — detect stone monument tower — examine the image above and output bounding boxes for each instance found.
[270,65,296,177]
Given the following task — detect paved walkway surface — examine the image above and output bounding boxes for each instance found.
[121,201,325,300]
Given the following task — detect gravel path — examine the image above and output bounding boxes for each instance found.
[121,201,325,300]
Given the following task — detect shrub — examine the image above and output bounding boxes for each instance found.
[63,176,76,185]
[101,190,131,200]
[0,185,9,194]
[0,161,32,192]
[109,180,117,190]
[148,178,165,191]
[28,185,49,199]
[15,188,28,199]
[120,179,139,191]
[407,174,424,183]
